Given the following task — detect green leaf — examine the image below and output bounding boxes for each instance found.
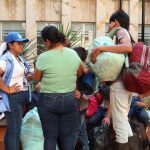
[57,23,83,47]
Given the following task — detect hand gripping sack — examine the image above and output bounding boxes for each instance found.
[90,36,125,81]
[123,42,150,94]
[20,107,44,150]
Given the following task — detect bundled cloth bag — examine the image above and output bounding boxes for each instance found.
[20,107,44,150]
[89,30,125,82]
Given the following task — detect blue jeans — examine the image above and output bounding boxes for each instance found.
[78,120,89,150]
[128,96,149,128]
[88,107,107,126]
[4,91,29,150]
[74,110,89,150]
[136,108,149,128]
[37,92,80,150]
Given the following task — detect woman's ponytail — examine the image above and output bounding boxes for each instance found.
[57,32,66,44]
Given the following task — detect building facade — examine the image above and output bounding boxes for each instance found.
[0,0,150,49]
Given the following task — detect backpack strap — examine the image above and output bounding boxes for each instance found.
[18,56,31,75]
[107,27,130,39]
[124,54,129,68]
[141,45,147,66]
[146,46,150,68]
[107,27,122,38]
[18,56,32,102]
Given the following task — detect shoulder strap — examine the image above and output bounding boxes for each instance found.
[18,56,30,75]
[18,55,32,101]
[107,27,122,38]
[107,27,130,39]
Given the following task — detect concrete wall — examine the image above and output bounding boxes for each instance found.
[0,0,25,20]
[0,0,149,41]
[71,0,96,22]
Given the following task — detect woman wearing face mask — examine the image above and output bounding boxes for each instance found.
[33,25,84,150]
[0,32,31,150]
[91,10,134,150]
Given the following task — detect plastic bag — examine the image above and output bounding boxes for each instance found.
[89,124,110,150]
[89,36,125,81]
[20,107,44,150]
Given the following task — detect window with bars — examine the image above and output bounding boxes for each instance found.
[37,22,60,55]
[37,22,60,37]
[37,22,96,52]
[71,22,96,49]
[0,22,26,43]
[138,24,150,46]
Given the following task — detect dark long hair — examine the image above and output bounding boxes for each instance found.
[41,25,66,45]
[110,10,135,44]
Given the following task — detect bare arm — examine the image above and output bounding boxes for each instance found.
[77,62,84,77]
[136,101,148,108]
[32,68,43,81]
[94,43,132,53]
[102,105,111,127]
[0,68,20,94]
[105,105,111,118]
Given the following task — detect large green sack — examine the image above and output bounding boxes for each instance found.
[20,107,44,150]
[89,36,125,81]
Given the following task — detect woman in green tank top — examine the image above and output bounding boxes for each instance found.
[32,25,84,150]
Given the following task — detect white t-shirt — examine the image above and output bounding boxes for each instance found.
[0,53,28,91]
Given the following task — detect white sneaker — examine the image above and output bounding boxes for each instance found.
[0,113,5,120]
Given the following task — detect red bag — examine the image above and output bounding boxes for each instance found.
[86,92,102,118]
[123,42,150,94]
